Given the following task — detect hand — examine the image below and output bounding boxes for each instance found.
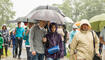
[32,51,36,55]
[43,38,47,43]
[97,54,101,57]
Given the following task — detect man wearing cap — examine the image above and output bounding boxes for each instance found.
[69,25,78,44]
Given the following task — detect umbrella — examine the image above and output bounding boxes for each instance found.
[7,17,27,23]
[27,5,65,17]
[64,17,73,23]
[27,9,65,24]
[7,17,37,23]
[89,14,105,32]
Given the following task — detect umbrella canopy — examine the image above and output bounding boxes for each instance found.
[89,14,105,32]
[7,17,37,23]
[27,9,65,24]
[27,5,65,17]
[7,17,27,23]
[64,17,73,23]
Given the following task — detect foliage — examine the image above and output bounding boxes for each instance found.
[53,0,105,22]
[0,0,15,29]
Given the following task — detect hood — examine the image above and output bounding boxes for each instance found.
[49,23,58,33]
[80,19,91,30]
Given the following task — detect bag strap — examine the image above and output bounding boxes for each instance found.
[91,31,96,54]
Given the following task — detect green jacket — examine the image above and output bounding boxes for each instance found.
[0,36,3,49]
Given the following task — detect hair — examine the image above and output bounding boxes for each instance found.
[2,26,7,30]
[49,23,58,32]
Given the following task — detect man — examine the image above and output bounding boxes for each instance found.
[24,22,35,60]
[70,19,100,60]
[100,26,105,60]
[29,20,47,60]
[14,22,24,58]
[69,25,78,44]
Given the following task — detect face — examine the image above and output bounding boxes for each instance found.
[2,26,6,30]
[73,28,77,31]
[51,25,56,32]
[39,21,47,27]
[18,22,21,27]
[28,23,34,29]
[81,24,89,31]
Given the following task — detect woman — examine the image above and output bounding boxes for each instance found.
[24,22,34,60]
[43,23,64,60]
[1,24,9,56]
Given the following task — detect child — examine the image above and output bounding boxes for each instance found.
[11,31,16,58]
[0,33,3,59]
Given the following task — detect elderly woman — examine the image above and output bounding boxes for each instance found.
[70,19,100,60]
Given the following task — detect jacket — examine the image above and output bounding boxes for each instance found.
[70,19,99,60]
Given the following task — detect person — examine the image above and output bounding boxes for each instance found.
[57,25,65,41]
[62,25,69,56]
[70,19,100,60]
[43,23,64,60]
[24,22,34,60]
[1,24,10,56]
[14,22,24,58]
[29,20,47,60]
[0,33,3,59]
[11,31,16,58]
[69,25,78,44]
[100,26,105,60]
[44,21,51,33]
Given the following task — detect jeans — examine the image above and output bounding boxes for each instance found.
[47,58,60,60]
[32,53,44,60]
[4,45,8,56]
[64,42,67,56]
[26,47,32,60]
[15,37,23,57]
[13,45,15,56]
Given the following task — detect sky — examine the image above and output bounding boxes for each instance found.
[11,0,64,20]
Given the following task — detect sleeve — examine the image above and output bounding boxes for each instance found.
[0,37,3,45]
[70,34,78,56]
[58,34,64,58]
[29,26,35,52]
[94,31,100,54]
[7,30,10,41]
[70,31,73,43]
[22,28,25,37]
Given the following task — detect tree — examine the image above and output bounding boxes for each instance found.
[0,0,15,28]
[53,0,105,22]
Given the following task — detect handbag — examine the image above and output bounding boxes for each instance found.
[91,31,101,60]
[48,45,60,54]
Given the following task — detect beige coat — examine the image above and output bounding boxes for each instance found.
[70,19,99,60]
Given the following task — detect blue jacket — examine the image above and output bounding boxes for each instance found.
[69,30,78,43]
[24,29,30,45]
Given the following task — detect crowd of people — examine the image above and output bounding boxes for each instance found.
[0,19,105,60]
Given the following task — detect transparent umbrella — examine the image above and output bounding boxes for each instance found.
[27,9,65,24]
